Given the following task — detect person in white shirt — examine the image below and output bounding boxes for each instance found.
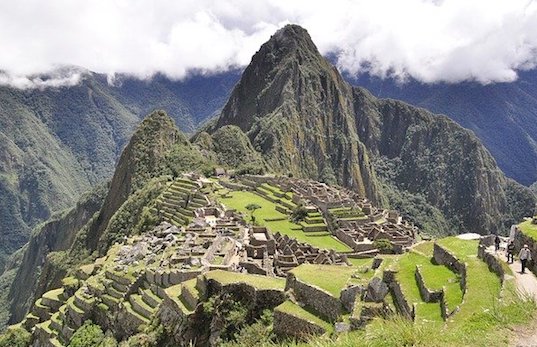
[518,244,532,274]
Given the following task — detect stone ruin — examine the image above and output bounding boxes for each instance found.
[240,228,348,277]
[237,175,417,255]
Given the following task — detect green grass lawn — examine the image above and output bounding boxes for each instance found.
[436,237,479,259]
[42,288,64,301]
[205,270,286,290]
[348,258,374,268]
[412,241,434,257]
[436,238,502,326]
[290,264,357,297]
[519,219,537,241]
[418,262,462,313]
[218,190,351,252]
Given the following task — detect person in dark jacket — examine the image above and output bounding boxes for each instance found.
[507,240,515,264]
[494,235,501,252]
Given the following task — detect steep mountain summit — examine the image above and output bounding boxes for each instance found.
[214,24,383,203]
[211,24,535,234]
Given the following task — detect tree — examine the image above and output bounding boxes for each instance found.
[245,203,262,224]
[291,205,308,223]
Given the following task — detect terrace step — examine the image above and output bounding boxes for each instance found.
[106,283,124,299]
[42,288,65,311]
[105,270,132,286]
[22,313,40,330]
[140,288,162,308]
[74,292,95,311]
[59,323,75,342]
[32,298,52,322]
[35,321,57,340]
[101,294,120,308]
[49,337,64,347]
[49,312,63,333]
[129,294,155,319]
[124,301,150,326]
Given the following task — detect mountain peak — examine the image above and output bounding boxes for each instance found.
[214,24,334,133]
[269,24,317,51]
[253,24,323,69]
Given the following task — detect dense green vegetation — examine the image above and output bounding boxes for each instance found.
[0,326,31,347]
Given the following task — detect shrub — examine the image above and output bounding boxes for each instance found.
[373,239,393,253]
[68,321,104,347]
[0,326,31,347]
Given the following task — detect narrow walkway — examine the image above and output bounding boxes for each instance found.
[506,258,537,301]
[490,247,537,346]
[488,245,537,301]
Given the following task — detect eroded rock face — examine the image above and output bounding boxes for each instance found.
[364,277,389,303]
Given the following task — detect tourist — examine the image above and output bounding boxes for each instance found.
[494,235,501,252]
[507,240,515,264]
[518,244,532,274]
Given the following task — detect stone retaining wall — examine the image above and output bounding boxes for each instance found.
[514,229,537,276]
[477,244,505,282]
[415,266,443,302]
[335,230,359,250]
[273,309,326,340]
[433,243,467,293]
[219,180,252,191]
[383,270,414,320]
[286,273,342,321]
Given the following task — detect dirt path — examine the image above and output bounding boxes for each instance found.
[492,247,537,346]
[507,259,537,302]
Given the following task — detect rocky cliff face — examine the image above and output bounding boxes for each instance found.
[6,186,106,323]
[352,88,534,233]
[212,24,535,234]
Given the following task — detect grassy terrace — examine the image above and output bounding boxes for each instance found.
[411,241,434,257]
[392,252,444,322]
[217,190,351,252]
[205,270,286,290]
[519,219,537,241]
[409,241,463,313]
[290,264,357,297]
[436,237,502,325]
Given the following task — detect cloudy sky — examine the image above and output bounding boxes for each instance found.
[1,0,537,88]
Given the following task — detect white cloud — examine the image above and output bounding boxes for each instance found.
[1,0,537,88]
